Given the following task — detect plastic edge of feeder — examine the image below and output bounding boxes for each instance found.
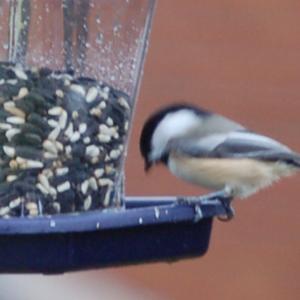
[0,196,226,235]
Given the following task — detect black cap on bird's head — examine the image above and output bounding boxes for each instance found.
[139,103,210,172]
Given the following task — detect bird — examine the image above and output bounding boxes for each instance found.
[139,103,300,220]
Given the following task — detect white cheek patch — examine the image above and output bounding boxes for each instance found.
[150,110,201,161]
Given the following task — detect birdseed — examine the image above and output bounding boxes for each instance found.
[0,62,131,217]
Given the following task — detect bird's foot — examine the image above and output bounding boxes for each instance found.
[217,196,234,222]
[177,188,235,221]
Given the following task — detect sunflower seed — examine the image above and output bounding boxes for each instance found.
[70,84,85,96]
[43,139,57,154]
[83,195,92,210]
[48,119,59,128]
[65,145,72,156]
[6,79,17,85]
[99,89,109,100]
[70,131,80,143]
[48,106,63,116]
[52,202,61,213]
[55,89,64,98]
[3,145,15,157]
[38,173,51,191]
[9,197,22,209]
[85,145,100,157]
[72,111,79,119]
[94,168,104,178]
[90,107,102,117]
[110,149,121,160]
[3,101,15,109]
[88,177,98,191]
[9,159,18,169]
[6,116,25,124]
[0,207,10,216]
[44,151,58,159]
[5,106,25,118]
[98,178,114,186]
[118,97,130,110]
[105,164,115,175]
[98,134,111,143]
[14,68,28,80]
[64,122,74,138]
[20,159,44,169]
[54,141,64,152]
[14,87,29,100]
[26,202,38,216]
[106,117,114,126]
[48,126,61,140]
[57,181,71,193]
[6,175,17,182]
[79,123,87,134]
[55,167,69,176]
[103,186,113,207]
[0,123,12,130]
[37,183,49,195]
[58,110,68,129]
[86,87,98,103]
[83,136,91,144]
[99,124,110,135]
[99,101,106,109]
[6,128,21,141]
[81,180,89,194]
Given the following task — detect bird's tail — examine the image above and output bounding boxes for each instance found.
[287,152,300,168]
[293,157,300,168]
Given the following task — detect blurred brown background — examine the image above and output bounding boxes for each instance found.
[116,0,300,299]
[1,1,299,299]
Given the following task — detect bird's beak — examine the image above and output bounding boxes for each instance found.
[144,160,153,172]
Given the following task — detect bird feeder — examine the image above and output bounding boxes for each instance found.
[0,0,225,273]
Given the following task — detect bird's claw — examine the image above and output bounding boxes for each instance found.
[177,189,235,221]
[217,196,235,221]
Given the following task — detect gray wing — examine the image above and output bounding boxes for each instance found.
[168,130,300,166]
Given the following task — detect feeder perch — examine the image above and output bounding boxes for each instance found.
[0,0,225,273]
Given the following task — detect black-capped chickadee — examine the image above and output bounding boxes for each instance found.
[140,103,300,220]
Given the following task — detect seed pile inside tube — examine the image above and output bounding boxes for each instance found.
[0,62,131,217]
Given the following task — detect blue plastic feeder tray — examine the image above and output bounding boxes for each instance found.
[0,196,225,273]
